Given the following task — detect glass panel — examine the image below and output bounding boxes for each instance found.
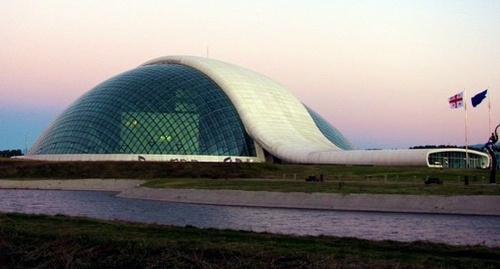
[304,105,354,150]
[428,151,486,168]
[29,64,256,157]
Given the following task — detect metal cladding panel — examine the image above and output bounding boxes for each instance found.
[143,56,342,163]
[308,148,490,167]
[308,149,431,166]
[142,56,487,167]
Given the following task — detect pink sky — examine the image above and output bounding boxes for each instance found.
[1,1,499,150]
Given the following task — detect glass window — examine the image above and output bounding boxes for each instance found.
[29,64,256,157]
[304,105,354,150]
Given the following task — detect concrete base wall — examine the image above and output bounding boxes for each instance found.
[1,179,498,216]
[117,188,500,216]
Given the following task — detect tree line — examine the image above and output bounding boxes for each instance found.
[410,145,499,151]
[0,149,23,157]
[409,145,460,149]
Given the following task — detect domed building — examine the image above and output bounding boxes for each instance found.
[27,56,489,168]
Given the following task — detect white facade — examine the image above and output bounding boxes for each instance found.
[142,56,490,168]
[25,55,491,168]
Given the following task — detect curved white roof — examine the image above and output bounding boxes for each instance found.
[143,56,490,168]
[143,56,342,162]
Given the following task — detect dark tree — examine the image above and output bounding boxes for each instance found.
[0,149,23,158]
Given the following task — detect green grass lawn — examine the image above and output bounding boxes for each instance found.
[1,160,499,267]
[1,213,498,268]
[142,177,500,196]
[2,158,498,195]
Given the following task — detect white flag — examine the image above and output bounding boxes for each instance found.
[448,91,464,109]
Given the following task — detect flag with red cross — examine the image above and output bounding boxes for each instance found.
[448,92,464,109]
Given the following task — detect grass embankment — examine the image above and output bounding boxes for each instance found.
[1,213,498,269]
[143,178,500,195]
[1,158,498,195]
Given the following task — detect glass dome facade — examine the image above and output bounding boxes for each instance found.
[304,106,354,150]
[29,64,257,157]
[26,56,491,167]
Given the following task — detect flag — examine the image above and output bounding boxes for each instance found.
[471,89,488,107]
[448,91,464,109]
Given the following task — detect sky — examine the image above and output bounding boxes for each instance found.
[1,0,499,152]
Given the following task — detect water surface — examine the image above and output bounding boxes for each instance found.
[1,189,499,247]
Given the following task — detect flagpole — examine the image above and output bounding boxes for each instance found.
[464,90,469,168]
[488,87,491,134]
